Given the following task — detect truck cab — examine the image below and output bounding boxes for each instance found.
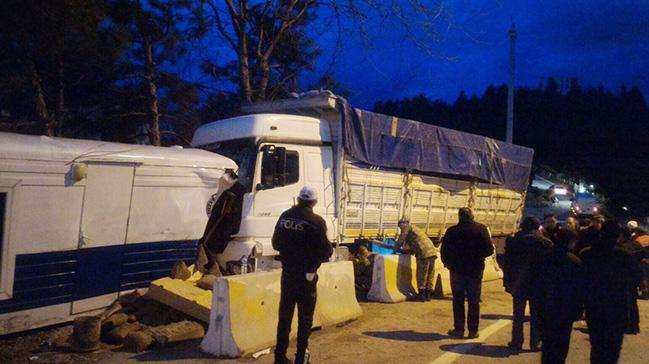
[192,113,337,271]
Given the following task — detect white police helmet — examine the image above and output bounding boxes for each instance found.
[298,186,318,201]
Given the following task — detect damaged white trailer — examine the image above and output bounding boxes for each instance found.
[0,133,236,334]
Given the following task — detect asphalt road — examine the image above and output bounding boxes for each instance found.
[94,280,648,364]
[3,280,646,363]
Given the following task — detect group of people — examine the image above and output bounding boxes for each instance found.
[269,185,645,364]
[271,187,496,364]
[503,213,646,364]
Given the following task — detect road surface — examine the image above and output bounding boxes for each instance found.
[3,280,647,363]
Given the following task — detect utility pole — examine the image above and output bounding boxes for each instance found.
[506,22,516,143]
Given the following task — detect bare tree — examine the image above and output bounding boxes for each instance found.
[201,0,451,104]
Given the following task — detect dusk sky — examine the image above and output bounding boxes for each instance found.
[303,0,649,109]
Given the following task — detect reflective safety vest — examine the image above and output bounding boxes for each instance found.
[635,235,649,248]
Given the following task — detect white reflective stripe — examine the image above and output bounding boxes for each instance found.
[428,319,511,364]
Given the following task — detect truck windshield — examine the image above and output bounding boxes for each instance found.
[201,138,257,192]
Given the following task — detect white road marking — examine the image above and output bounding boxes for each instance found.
[428,319,511,364]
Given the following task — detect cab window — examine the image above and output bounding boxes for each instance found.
[285,151,299,185]
[259,146,300,190]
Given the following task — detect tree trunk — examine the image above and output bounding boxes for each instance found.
[237,30,253,103]
[144,39,161,146]
[258,58,270,100]
[29,59,53,136]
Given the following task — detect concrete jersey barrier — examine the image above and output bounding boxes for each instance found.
[367,255,418,303]
[367,252,502,303]
[200,261,362,357]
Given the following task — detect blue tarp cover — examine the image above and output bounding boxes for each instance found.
[338,101,534,192]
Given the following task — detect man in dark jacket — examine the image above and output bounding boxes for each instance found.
[574,214,605,254]
[581,221,643,364]
[538,228,585,364]
[441,208,494,339]
[503,216,553,352]
[618,233,644,334]
[272,186,333,364]
[541,213,559,243]
[197,175,246,273]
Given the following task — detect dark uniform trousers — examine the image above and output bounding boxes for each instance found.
[275,270,317,364]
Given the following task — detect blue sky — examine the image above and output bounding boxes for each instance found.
[305,0,649,108]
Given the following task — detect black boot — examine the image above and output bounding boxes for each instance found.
[295,349,310,364]
[425,289,433,301]
[419,290,427,302]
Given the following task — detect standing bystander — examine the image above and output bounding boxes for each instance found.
[541,213,559,243]
[537,228,585,364]
[503,216,553,352]
[441,208,494,339]
[580,221,643,364]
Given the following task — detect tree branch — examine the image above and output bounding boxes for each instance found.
[205,0,237,50]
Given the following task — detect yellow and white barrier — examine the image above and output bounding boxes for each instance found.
[433,253,502,296]
[367,254,418,303]
[200,261,362,358]
[483,253,504,282]
[367,252,502,301]
[313,261,364,328]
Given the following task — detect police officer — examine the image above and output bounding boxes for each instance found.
[272,186,333,364]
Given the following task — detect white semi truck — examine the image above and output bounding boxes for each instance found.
[0,91,533,334]
[193,91,534,272]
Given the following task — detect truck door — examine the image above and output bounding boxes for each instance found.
[72,163,134,314]
[303,145,336,240]
[253,144,303,237]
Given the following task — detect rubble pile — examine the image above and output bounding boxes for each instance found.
[69,289,206,353]
[62,261,214,354]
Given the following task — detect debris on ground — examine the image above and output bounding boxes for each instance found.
[252,347,272,359]
[71,316,101,352]
[0,261,215,363]
[351,245,377,294]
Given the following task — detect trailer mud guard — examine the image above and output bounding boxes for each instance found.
[200,261,362,358]
[367,255,418,303]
